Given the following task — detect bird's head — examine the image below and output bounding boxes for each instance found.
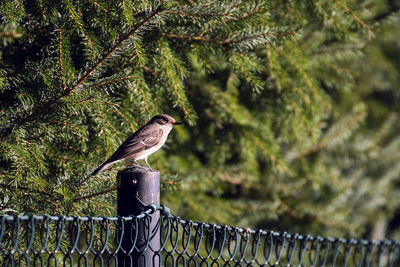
[150,114,182,127]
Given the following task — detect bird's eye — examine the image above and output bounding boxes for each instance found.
[157,117,168,124]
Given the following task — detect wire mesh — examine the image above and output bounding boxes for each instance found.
[1,205,399,266]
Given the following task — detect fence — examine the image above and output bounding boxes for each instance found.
[1,210,400,266]
[1,168,400,266]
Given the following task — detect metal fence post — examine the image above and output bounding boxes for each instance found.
[117,167,160,267]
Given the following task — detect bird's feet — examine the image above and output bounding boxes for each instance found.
[129,159,154,171]
[128,161,146,170]
[144,158,154,172]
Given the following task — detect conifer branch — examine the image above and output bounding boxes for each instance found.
[310,44,365,56]
[197,4,255,37]
[143,65,192,118]
[224,6,260,23]
[69,8,161,94]
[156,41,192,118]
[91,75,132,88]
[278,200,347,228]
[64,96,94,104]
[52,155,88,164]
[266,44,281,91]
[0,31,21,38]
[247,134,294,177]
[228,30,296,45]
[139,87,150,114]
[49,119,82,132]
[313,1,342,30]
[164,2,240,18]
[99,113,121,137]
[0,183,55,198]
[292,87,311,105]
[278,47,332,110]
[88,0,108,13]
[291,110,366,159]
[99,101,136,132]
[0,7,161,139]
[162,30,296,46]
[230,53,260,88]
[133,43,141,62]
[37,0,46,18]
[334,0,372,31]
[113,108,136,132]
[162,33,222,44]
[165,8,234,18]
[83,32,97,59]
[73,186,117,202]
[22,140,46,170]
[66,4,84,32]
[58,28,66,91]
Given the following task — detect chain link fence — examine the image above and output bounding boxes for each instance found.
[1,204,399,266]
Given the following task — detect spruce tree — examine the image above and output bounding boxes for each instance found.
[1,0,399,241]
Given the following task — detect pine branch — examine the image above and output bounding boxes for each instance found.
[97,101,136,132]
[266,44,281,91]
[290,110,366,159]
[162,30,296,46]
[0,31,21,38]
[0,6,161,140]
[277,46,332,111]
[334,0,372,31]
[224,5,260,23]
[247,134,294,177]
[49,119,82,132]
[313,1,343,30]
[157,40,194,119]
[37,0,46,19]
[65,0,85,33]
[0,183,55,198]
[73,186,117,202]
[69,8,161,95]
[229,52,262,91]
[165,2,239,18]
[88,0,108,13]
[197,4,258,38]
[309,44,365,56]
[90,75,132,88]
[229,30,296,46]
[64,96,94,104]
[110,105,137,133]
[58,28,66,91]
[143,65,193,119]
[139,87,150,114]
[99,113,121,138]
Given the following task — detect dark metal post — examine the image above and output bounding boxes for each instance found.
[117,167,160,267]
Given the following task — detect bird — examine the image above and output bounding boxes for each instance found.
[91,114,182,175]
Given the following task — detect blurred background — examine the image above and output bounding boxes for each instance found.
[1,0,400,241]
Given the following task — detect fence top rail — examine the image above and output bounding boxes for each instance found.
[0,203,171,222]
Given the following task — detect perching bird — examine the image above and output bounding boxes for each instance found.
[91,114,182,175]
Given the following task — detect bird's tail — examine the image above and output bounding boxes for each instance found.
[91,162,111,176]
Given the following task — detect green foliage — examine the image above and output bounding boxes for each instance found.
[1,0,400,241]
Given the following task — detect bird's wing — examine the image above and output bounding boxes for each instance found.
[105,125,163,163]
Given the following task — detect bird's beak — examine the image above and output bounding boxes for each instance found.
[173,121,183,125]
